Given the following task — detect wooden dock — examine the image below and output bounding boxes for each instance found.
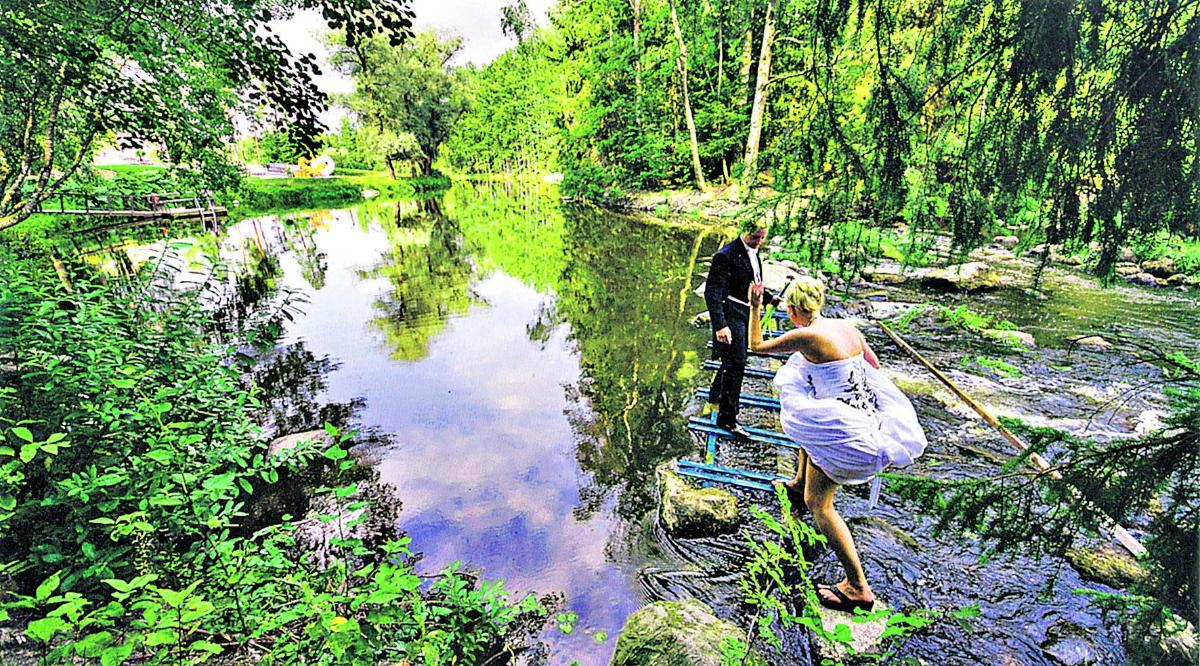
[40,191,228,234]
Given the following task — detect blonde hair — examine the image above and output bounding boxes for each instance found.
[785,276,825,316]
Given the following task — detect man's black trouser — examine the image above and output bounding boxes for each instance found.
[709,303,749,430]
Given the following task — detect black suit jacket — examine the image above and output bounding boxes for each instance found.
[704,239,780,331]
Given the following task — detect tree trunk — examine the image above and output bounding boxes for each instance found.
[669,0,707,191]
[385,158,397,180]
[739,28,754,101]
[744,0,777,185]
[633,0,642,122]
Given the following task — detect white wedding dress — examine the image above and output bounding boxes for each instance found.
[774,352,927,490]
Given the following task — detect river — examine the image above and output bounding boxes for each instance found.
[75,180,1200,665]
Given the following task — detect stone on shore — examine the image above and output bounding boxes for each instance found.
[922,262,1002,292]
[1134,614,1199,665]
[1066,545,1146,588]
[993,235,1020,249]
[268,429,331,456]
[1127,272,1159,287]
[982,328,1036,348]
[610,599,759,666]
[658,464,739,537]
[1141,257,1178,279]
[762,259,804,294]
[1073,336,1112,350]
[862,264,907,285]
[812,601,891,664]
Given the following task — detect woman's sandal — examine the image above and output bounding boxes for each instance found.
[816,584,875,613]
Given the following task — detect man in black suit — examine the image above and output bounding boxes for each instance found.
[704,223,782,438]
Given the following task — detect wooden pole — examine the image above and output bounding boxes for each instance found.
[876,320,1148,558]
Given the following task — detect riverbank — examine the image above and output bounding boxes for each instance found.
[589,183,1200,290]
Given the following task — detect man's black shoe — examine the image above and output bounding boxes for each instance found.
[725,424,752,441]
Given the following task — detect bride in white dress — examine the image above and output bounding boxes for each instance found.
[748,277,926,612]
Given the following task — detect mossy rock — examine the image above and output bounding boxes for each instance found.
[848,516,920,552]
[657,465,739,537]
[1066,545,1146,588]
[610,599,761,666]
[921,262,1002,292]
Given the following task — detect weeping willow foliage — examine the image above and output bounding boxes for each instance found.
[762,0,1198,275]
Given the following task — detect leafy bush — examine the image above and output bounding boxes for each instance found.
[0,244,550,664]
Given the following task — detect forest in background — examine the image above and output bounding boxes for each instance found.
[442,0,1198,277]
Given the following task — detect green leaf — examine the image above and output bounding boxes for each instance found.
[25,616,67,642]
[19,444,38,463]
[323,446,348,461]
[74,630,114,657]
[110,378,136,390]
[145,449,172,464]
[188,639,223,654]
[144,628,177,646]
[555,611,578,635]
[202,472,236,492]
[11,427,34,443]
[100,639,135,666]
[0,495,15,511]
[35,572,61,601]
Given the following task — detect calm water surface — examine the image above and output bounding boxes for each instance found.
[212,185,714,663]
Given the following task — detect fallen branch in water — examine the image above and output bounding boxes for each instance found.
[875,320,1148,558]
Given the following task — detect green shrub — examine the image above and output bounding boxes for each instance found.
[0,244,550,664]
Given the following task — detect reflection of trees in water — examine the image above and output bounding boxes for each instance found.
[250,342,362,437]
[444,178,716,521]
[356,204,476,362]
[278,213,329,291]
[553,207,715,521]
[447,180,565,291]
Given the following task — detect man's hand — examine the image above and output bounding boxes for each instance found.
[715,327,732,344]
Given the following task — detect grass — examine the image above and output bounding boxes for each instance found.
[94,163,169,176]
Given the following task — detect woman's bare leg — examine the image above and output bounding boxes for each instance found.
[773,450,809,514]
[803,460,873,602]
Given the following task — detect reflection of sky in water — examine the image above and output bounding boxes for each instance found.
[271,211,635,664]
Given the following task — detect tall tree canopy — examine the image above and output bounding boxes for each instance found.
[0,0,414,231]
[332,31,471,177]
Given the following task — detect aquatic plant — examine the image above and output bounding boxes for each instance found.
[964,356,1023,379]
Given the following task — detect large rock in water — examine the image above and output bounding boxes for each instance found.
[812,601,892,664]
[658,465,739,537]
[1066,545,1145,588]
[921,262,1002,292]
[268,429,331,456]
[610,599,759,666]
[1040,622,1100,666]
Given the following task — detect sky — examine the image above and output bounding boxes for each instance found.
[272,0,555,129]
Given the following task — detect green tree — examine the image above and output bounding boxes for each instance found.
[0,0,415,231]
[332,31,470,177]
